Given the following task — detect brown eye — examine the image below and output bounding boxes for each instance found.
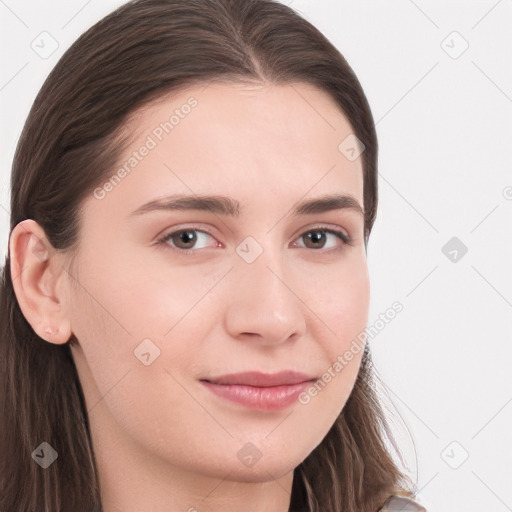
[303,230,327,249]
[170,230,197,249]
[296,228,350,250]
[160,229,216,251]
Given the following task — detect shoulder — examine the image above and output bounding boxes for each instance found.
[378,495,427,511]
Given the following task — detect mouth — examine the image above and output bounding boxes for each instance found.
[200,371,317,410]
[201,370,316,387]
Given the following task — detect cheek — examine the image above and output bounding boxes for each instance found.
[67,253,220,416]
[307,254,370,343]
[78,243,217,339]
[66,268,196,436]
[303,256,369,402]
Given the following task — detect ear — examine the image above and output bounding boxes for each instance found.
[9,219,72,345]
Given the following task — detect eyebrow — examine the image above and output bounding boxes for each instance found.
[129,193,364,219]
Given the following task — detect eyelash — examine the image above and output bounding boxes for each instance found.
[156,225,353,255]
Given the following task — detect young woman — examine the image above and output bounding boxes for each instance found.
[0,1,426,511]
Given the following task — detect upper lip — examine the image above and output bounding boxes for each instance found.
[201,371,317,387]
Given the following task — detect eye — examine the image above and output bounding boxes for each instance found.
[292,227,352,251]
[157,225,352,254]
[158,228,219,251]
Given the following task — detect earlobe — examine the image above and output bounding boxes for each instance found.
[9,219,72,345]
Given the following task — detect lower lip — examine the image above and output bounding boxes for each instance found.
[200,380,314,410]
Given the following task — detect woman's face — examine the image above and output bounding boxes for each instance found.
[65,81,369,485]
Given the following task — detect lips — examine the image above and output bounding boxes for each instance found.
[201,370,316,387]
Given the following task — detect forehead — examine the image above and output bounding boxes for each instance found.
[86,81,364,220]
[151,81,355,144]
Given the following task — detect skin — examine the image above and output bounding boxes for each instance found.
[10,81,370,512]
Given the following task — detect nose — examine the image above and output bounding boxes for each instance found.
[223,244,307,346]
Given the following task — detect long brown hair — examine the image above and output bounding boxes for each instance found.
[0,0,417,510]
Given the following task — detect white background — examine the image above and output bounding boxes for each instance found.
[1,1,511,511]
